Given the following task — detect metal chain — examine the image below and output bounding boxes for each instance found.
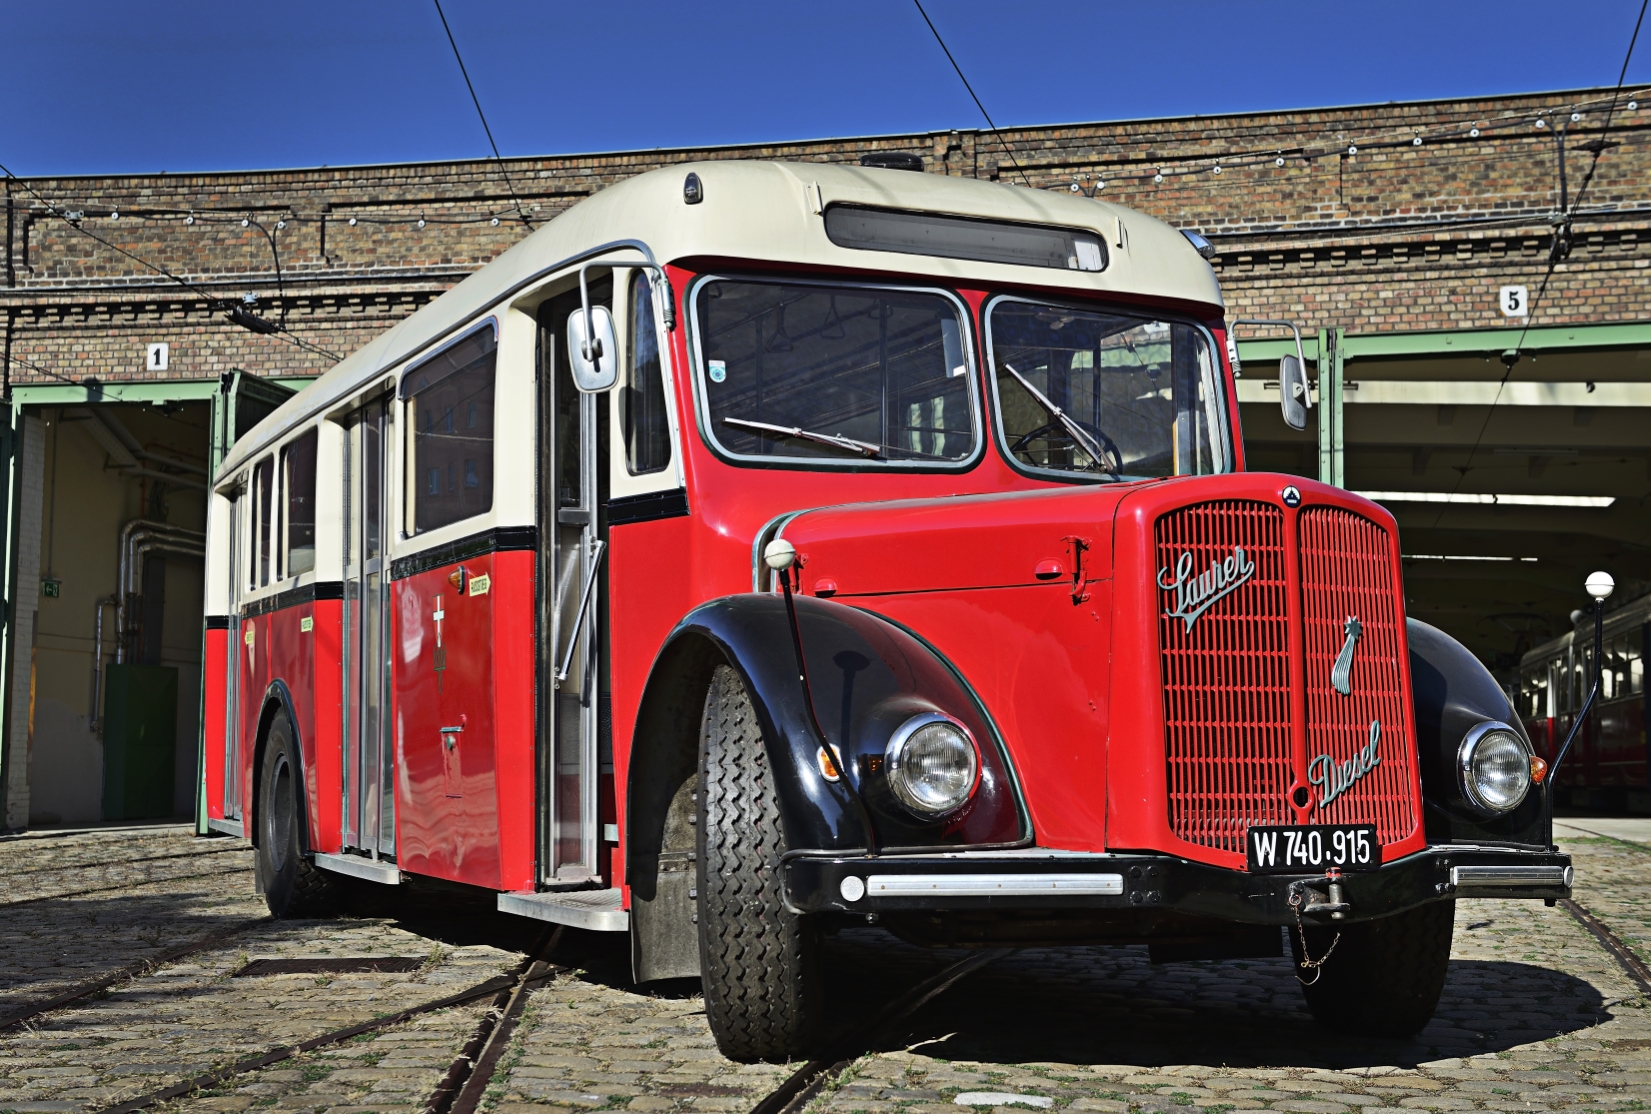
[1289,886,1342,986]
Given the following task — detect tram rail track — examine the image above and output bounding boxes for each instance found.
[1559,897,1651,997]
[8,860,1645,1114]
[0,915,272,1031]
[750,947,1014,1114]
[1,841,248,879]
[0,861,254,910]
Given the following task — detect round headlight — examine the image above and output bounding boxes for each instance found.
[1458,721,1533,815]
[885,713,979,817]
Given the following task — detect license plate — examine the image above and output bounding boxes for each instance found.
[1246,824,1379,874]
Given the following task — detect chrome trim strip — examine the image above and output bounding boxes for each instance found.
[1451,864,1572,888]
[863,872,1124,897]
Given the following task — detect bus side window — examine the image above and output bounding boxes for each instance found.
[403,325,498,534]
[625,272,672,475]
[282,428,318,577]
[252,455,274,589]
[1631,628,1646,696]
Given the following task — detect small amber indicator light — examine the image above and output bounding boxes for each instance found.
[1530,755,1549,784]
[816,746,841,782]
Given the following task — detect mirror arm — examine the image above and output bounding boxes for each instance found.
[1230,318,1311,409]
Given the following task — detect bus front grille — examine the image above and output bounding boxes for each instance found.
[1156,499,1419,855]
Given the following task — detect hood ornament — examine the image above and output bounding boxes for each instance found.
[1310,719,1383,808]
[1330,616,1362,696]
[1158,545,1256,632]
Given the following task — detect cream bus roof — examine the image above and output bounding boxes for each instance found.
[219,159,1222,479]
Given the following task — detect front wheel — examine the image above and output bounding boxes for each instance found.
[1292,899,1455,1037]
[256,713,340,918]
[697,664,823,1062]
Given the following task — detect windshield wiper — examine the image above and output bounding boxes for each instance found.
[1001,362,1114,474]
[722,417,882,459]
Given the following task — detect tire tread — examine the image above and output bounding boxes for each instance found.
[698,665,819,1062]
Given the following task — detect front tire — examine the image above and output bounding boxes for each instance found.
[1292,899,1454,1037]
[697,664,822,1062]
[256,713,340,918]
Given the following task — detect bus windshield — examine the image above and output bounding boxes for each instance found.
[986,297,1230,480]
[694,278,980,466]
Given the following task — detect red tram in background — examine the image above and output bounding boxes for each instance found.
[1519,595,1650,810]
[202,160,1570,1060]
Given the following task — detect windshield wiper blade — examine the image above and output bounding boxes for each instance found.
[722,417,882,459]
[1001,362,1114,474]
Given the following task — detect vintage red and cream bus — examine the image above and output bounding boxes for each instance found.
[202,160,1570,1059]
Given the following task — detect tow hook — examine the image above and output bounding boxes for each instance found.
[1289,868,1351,921]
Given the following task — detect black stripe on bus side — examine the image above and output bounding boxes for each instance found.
[205,615,233,630]
[240,581,345,619]
[389,525,538,582]
[609,488,689,526]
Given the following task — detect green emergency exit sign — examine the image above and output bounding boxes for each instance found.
[42,578,60,598]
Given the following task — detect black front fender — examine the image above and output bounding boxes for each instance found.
[646,593,1028,857]
[1408,617,1546,846]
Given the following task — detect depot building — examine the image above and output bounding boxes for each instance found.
[1,84,1646,831]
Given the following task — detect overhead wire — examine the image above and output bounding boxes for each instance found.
[911,0,1032,187]
[432,0,533,229]
[1428,0,1648,530]
[0,160,343,366]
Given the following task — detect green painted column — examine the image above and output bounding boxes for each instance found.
[1317,327,1346,488]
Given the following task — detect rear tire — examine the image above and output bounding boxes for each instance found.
[1292,899,1454,1037]
[256,713,340,918]
[697,664,822,1063]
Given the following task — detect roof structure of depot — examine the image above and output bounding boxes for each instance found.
[2,85,1647,830]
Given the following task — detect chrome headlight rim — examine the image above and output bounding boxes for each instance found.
[1457,719,1533,816]
[884,712,981,818]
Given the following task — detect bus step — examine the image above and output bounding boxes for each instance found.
[313,853,401,885]
[497,888,628,932]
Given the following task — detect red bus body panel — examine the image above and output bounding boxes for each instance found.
[391,550,536,891]
[203,626,228,821]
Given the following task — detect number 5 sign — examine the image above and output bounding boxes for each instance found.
[1500,285,1529,317]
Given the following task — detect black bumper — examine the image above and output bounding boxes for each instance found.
[784,844,1572,927]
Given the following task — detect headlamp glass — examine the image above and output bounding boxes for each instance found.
[1458,722,1532,814]
[886,714,979,816]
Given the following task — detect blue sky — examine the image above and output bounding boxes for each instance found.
[5,1,1648,176]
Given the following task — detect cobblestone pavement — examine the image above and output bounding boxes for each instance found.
[3,833,1651,1114]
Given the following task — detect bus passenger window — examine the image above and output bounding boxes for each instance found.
[282,428,318,577]
[402,325,497,533]
[625,273,672,475]
[253,455,274,588]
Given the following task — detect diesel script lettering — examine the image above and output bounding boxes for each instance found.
[1157,545,1256,631]
[1309,719,1383,808]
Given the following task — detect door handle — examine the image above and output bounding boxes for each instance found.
[441,725,463,750]
[556,538,608,686]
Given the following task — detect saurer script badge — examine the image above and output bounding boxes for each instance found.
[1330,615,1362,696]
[1158,545,1256,631]
[1310,719,1383,807]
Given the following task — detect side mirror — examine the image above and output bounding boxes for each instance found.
[1280,354,1310,431]
[566,306,619,393]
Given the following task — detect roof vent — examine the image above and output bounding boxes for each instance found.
[859,153,926,173]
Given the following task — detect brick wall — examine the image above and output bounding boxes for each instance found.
[4,86,1647,388]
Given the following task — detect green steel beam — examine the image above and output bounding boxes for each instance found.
[8,376,316,408]
[1237,320,1651,366]
[1317,328,1345,488]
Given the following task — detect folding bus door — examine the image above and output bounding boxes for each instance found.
[537,281,609,886]
[222,491,244,822]
[341,399,395,857]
